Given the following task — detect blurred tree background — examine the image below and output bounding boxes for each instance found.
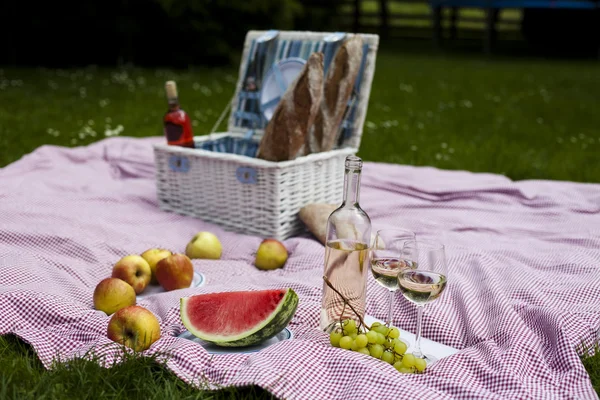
[2,0,598,67]
[1,0,340,68]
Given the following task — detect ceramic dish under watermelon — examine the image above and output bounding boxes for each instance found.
[177,327,293,354]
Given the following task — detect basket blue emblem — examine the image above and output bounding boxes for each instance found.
[168,155,190,173]
[236,166,258,184]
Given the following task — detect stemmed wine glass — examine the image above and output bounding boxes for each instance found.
[370,229,416,327]
[398,239,448,364]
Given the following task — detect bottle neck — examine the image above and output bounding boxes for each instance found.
[167,97,180,112]
[342,167,361,207]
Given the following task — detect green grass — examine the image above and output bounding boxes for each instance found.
[583,344,600,394]
[0,335,274,400]
[0,45,599,398]
[2,48,599,182]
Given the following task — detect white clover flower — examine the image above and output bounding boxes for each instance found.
[200,86,212,96]
[399,83,413,93]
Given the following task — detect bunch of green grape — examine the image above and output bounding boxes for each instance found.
[329,319,426,374]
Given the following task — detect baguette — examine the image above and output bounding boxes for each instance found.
[257,52,324,161]
[309,36,364,153]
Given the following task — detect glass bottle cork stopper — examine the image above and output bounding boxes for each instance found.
[345,155,362,170]
[165,81,178,99]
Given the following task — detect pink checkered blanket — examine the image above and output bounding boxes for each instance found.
[1,137,599,399]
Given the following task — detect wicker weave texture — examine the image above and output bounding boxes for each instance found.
[155,134,355,239]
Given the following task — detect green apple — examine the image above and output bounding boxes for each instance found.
[93,277,136,315]
[185,231,222,259]
[156,253,194,291]
[106,305,161,352]
[111,255,152,294]
[140,248,173,284]
[254,239,288,270]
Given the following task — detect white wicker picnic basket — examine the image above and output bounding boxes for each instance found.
[153,30,379,240]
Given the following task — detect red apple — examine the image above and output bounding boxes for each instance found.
[111,255,151,294]
[140,248,173,284]
[254,239,288,270]
[107,305,161,352]
[93,277,136,315]
[155,253,194,291]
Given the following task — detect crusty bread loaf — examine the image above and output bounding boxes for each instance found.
[299,203,338,244]
[257,52,324,162]
[309,36,364,154]
[299,202,377,246]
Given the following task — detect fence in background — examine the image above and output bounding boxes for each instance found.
[334,0,599,54]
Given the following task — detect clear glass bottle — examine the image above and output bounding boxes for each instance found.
[320,155,372,332]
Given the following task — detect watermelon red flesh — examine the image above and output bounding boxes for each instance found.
[185,289,285,336]
[180,288,298,346]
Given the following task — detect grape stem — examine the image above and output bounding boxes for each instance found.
[323,275,371,331]
[339,301,347,330]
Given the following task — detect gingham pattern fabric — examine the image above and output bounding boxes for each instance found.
[1,137,599,399]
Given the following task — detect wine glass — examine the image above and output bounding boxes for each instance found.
[398,239,448,364]
[370,229,416,327]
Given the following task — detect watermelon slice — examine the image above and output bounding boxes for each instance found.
[180,288,299,347]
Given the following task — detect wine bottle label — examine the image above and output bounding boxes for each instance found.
[164,122,183,142]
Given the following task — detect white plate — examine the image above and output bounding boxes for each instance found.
[260,57,306,121]
[178,327,293,354]
[364,315,459,361]
[136,271,205,300]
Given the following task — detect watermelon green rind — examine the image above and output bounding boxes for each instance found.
[214,288,299,347]
[180,288,299,347]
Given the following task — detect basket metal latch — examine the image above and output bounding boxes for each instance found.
[168,155,190,173]
[236,166,258,184]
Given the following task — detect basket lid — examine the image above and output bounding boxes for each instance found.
[227,30,379,151]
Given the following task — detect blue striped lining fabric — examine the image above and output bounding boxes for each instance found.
[195,136,260,158]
